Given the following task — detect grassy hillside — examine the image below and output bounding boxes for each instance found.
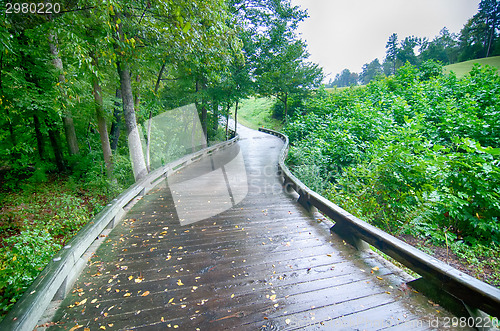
[236,97,283,131]
[444,56,500,78]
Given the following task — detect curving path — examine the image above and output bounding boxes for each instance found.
[46,124,466,330]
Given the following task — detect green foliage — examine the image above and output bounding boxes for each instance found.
[284,62,500,251]
[0,230,62,314]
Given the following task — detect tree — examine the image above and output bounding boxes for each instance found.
[385,33,399,75]
[243,0,322,120]
[479,0,500,57]
[332,69,359,87]
[359,59,383,85]
[109,3,148,181]
[397,36,419,66]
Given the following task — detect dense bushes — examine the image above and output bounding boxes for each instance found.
[284,62,500,249]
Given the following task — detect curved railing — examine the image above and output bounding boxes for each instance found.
[0,134,238,331]
[259,127,500,321]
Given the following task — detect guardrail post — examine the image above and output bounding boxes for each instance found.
[330,222,370,251]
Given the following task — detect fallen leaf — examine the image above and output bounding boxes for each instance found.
[128,276,133,280]
[76,298,87,306]
[141,291,150,297]
[377,276,383,280]
[168,298,174,304]
[123,293,131,297]
[135,278,143,283]
[69,325,83,331]
[285,318,291,325]
[91,299,98,304]
[269,294,276,301]
[177,279,184,286]
[100,326,106,330]
[371,267,380,271]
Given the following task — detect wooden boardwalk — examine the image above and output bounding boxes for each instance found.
[46,125,465,330]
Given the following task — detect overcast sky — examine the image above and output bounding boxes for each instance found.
[290,0,481,81]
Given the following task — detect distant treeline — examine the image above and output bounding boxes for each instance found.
[327,0,500,87]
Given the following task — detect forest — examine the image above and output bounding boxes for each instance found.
[0,0,322,317]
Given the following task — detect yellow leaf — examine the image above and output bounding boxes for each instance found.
[371,267,380,271]
[128,276,133,280]
[231,294,235,298]
[135,278,143,283]
[69,325,83,331]
[377,276,383,280]
[166,256,171,261]
[141,291,150,297]
[12,256,17,261]
[285,318,291,325]
[91,299,98,304]
[123,293,131,297]
[177,279,184,286]
[100,326,106,330]
[76,298,87,306]
[168,298,174,304]
[269,294,276,301]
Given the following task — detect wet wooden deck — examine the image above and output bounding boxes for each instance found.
[46,125,464,330]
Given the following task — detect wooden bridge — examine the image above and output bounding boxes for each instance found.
[4,124,499,330]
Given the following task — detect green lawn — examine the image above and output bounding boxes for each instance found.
[443,56,500,78]
[236,97,283,131]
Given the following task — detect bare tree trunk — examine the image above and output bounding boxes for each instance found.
[110,89,122,151]
[48,32,79,155]
[225,102,230,140]
[117,61,148,181]
[234,99,239,135]
[134,74,141,111]
[212,101,219,132]
[91,52,113,177]
[33,114,45,160]
[47,123,65,172]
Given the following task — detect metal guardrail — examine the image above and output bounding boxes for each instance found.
[259,127,500,323]
[0,135,238,331]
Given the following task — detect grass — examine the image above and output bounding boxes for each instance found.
[236,97,283,131]
[325,85,365,93]
[443,55,500,78]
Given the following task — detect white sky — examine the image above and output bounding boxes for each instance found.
[290,0,481,80]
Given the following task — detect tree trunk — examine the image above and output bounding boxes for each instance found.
[48,32,80,155]
[117,61,148,181]
[234,99,239,135]
[33,114,45,160]
[225,102,230,140]
[91,52,113,177]
[134,74,141,111]
[212,101,219,132]
[284,92,288,121]
[110,89,122,151]
[47,123,65,172]
[0,53,16,147]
